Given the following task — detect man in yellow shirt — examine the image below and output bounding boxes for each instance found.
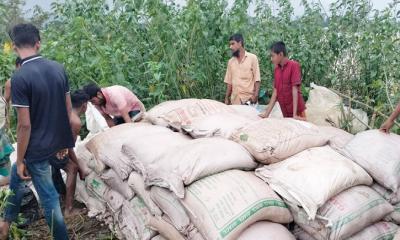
[224,33,261,105]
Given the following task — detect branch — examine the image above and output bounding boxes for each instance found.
[329,88,400,128]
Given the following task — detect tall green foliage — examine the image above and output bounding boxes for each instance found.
[0,0,399,132]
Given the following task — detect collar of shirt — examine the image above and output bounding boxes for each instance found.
[277,58,290,70]
[234,51,249,64]
[21,54,42,66]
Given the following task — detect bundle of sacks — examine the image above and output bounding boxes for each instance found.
[73,96,400,240]
[305,83,369,134]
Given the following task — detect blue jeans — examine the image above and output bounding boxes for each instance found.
[4,160,68,240]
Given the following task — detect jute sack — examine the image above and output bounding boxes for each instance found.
[341,130,400,192]
[104,188,125,213]
[394,230,400,240]
[151,236,166,240]
[289,185,393,240]
[145,137,256,198]
[181,170,292,240]
[371,183,400,205]
[181,112,253,139]
[74,137,92,176]
[237,222,295,240]
[228,105,262,120]
[119,197,157,240]
[147,215,186,240]
[150,186,191,234]
[346,222,398,240]
[101,169,134,200]
[121,127,190,176]
[292,225,317,240]
[255,146,373,219]
[305,83,368,133]
[230,118,329,164]
[75,178,106,217]
[145,99,199,126]
[86,124,171,179]
[385,202,400,224]
[318,126,354,150]
[128,171,162,216]
[86,172,109,201]
[147,99,234,130]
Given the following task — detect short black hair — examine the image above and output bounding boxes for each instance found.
[71,89,90,109]
[15,57,22,67]
[83,83,101,99]
[270,41,287,56]
[9,23,41,48]
[229,33,244,47]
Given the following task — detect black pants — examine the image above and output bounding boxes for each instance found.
[113,110,141,125]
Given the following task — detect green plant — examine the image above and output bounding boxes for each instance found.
[0,0,399,134]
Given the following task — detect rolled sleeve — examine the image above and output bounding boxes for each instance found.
[290,62,302,86]
[224,62,232,85]
[11,76,30,108]
[252,56,261,82]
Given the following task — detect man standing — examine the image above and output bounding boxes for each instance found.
[83,83,146,127]
[260,41,306,120]
[51,90,90,217]
[380,102,400,133]
[0,23,74,240]
[224,33,261,105]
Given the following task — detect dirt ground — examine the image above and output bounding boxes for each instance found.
[19,197,115,240]
[24,213,114,240]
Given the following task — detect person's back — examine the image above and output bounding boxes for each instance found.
[12,56,74,161]
[0,23,72,240]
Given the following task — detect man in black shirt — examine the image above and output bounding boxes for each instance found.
[0,24,73,240]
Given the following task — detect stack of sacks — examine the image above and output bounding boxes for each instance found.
[305,83,369,133]
[255,146,373,219]
[237,222,295,240]
[182,103,285,139]
[77,98,400,240]
[340,130,400,229]
[228,117,392,239]
[146,99,282,140]
[145,99,235,131]
[346,222,398,240]
[179,170,294,240]
[289,185,394,240]
[230,118,330,164]
[80,123,194,239]
[133,137,258,198]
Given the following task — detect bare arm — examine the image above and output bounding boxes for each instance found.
[103,113,115,127]
[121,110,133,124]
[388,103,400,122]
[65,94,72,120]
[16,107,31,180]
[68,120,81,165]
[260,88,277,118]
[4,79,11,104]
[252,82,261,103]
[380,102,400,133]
[292,85,299,117]
[225,84,232,105]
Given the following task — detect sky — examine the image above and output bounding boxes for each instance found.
[24,0,395,15]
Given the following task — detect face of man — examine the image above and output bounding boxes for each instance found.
[270,51,284,65]
[90,92,105,106]
[229,40,242,58]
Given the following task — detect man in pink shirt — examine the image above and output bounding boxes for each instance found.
[83,83,146,127]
